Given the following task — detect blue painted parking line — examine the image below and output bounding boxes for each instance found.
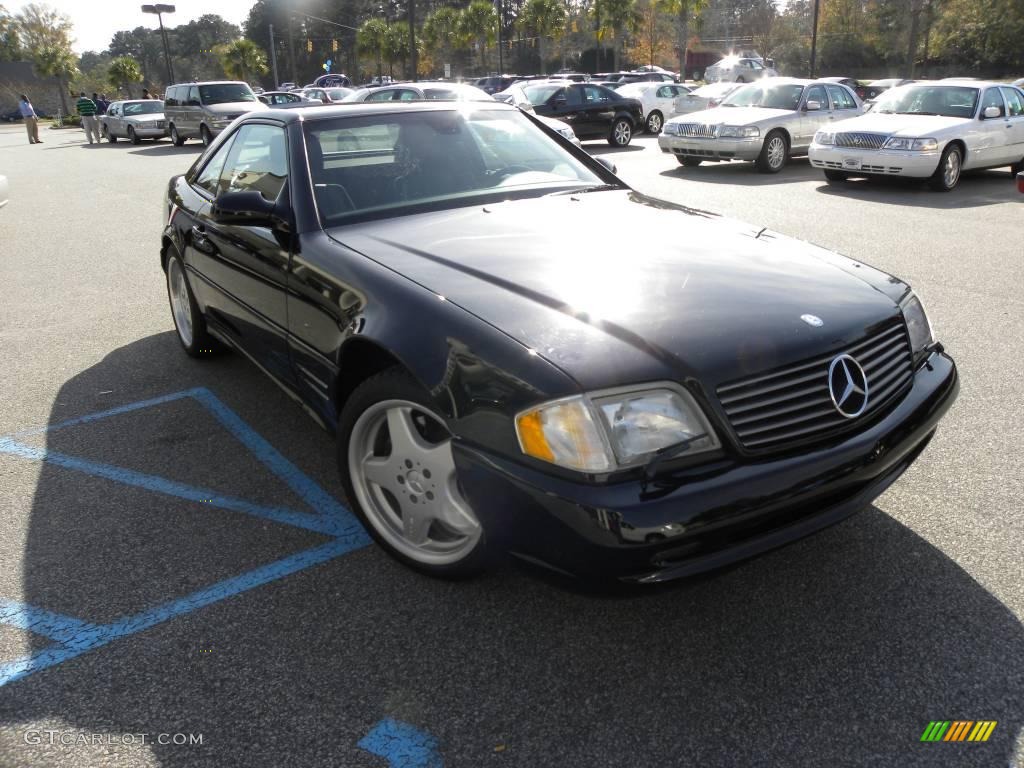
[0,388,372,688]
[358,718,443,768]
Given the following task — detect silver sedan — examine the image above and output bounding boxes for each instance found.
[658,78,863,173]
[100,100,166,144]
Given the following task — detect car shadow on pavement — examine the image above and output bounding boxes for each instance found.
[814,169,1018,209]
[660,156,820,186]
[0,332,1020,767]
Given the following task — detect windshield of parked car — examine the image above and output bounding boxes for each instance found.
[306,108,607,226]
[721,83,804,110]
[522,85,565,106]
[872,85,979,118]
[199,83,257,105]
[123,101,163,115]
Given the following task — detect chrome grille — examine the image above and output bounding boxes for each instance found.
[674,123,718,139]
[835,132,888,150]
[716,319,913,451]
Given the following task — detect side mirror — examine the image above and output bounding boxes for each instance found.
[805,100,822,111]
[211,191,285,228]
[983,105,1001,119]
[595,156,617,174]
[765,58,775,69]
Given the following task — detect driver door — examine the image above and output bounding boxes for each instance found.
[798,84,832,149]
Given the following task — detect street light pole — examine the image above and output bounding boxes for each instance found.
[141,4,176,86]
[809,0,820,79]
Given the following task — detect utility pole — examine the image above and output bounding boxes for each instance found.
[496,0,503,76]
[409,0,417,80]
[269,24,280,88]
[809,0,820,79]
[286,14,298,85]
[141,4,176,85]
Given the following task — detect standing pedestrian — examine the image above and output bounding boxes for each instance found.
[141,88,152,100]
[76,91,100,144]
[92,92,107,115]
[18,94,42,144]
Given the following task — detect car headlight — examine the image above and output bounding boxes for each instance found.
[900,292,935,361]
[516,386,720,473]
[662,122,679,136]
[717,125,759,138]
[882,136,938,151]
[814,130,836,145]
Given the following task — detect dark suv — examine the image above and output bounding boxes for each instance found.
[526,82,644,146]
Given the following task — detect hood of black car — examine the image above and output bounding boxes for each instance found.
[330,190,905,391]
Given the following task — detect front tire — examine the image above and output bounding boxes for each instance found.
[645,110,663,134]
[677,156,703,167]
[200,124,212,147]
[608,118,632,147]
[170,124,185,146]
[104,125,117,143]
[128,125,140,145]
[929,144,962,191]
[755,130,788,173]
[337,368,488,578]
[824,169,849,183]
[165,249,220,357]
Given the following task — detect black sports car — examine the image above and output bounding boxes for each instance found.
[161,102,958,583]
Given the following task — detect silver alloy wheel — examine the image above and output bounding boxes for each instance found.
[614,120,631,145]
[167,258,193,347]
[647,112,662,133]
[766,136,786,169]
[348,399,481,565]
[944,148,961,188]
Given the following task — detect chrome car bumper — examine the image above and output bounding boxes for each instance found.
[131,127,166,139]
[809,144,941,178]
[659,134,762,161]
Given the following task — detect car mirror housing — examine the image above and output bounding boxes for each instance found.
[211,191,286,229]
[805,100,822,111]
[982,106,1001,119]
[595,156,617,175]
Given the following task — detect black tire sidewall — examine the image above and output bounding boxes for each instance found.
[610,118,632,146]
[336,367,489,578]
[165,249,216,357]
[930,145,962,191]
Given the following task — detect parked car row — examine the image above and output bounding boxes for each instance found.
[657,77,1024,191]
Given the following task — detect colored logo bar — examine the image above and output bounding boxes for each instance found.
[920,721,997,742]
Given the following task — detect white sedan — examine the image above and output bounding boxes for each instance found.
[672,82,744,116]
[613,82,692,133]
[810,80,1024,191]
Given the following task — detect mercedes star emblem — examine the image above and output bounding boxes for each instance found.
[828,354,870,418]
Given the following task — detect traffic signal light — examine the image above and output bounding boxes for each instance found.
[332,39,338,52]
[306,39,313,53]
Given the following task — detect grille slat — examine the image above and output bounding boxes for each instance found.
[674,123,717,138]
[716,319,914,452]
[835,132,889,149]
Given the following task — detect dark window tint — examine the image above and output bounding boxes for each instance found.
[198,83,256,105]
[564,86,583,106]
[219,124,288,202]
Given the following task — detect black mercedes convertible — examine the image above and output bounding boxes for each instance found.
[160,101,958,583]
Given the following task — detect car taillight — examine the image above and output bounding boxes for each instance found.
[1018,172,1024,194]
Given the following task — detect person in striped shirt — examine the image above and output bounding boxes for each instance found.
[76,91,100,144]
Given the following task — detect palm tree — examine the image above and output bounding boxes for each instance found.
[521,0,565,75]
[33,43,77,116]
[107,55,142,98]
[357,17,389,80]
[422,7,464,77]
[594,0,635,72]
[15,2,76,115]
[458,0,498,73]
[218,39,268,84]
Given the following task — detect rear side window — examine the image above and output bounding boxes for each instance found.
[165,86,179,107]
[981,88,1005,117]
[826,84,857,110]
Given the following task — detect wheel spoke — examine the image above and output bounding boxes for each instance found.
[363,455,394,488]
[386,406,432,455]
[402,507,433,545]
[436,477,480,536]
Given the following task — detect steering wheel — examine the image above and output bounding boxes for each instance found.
[490,164,534,181]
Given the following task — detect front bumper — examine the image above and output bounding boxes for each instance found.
[454,350,958,583]
[809,144,941,178]
[659,133,762,162]
[130,125,165,139]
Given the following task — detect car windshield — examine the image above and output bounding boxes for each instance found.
[123,101,163,115]
[199,83,256,105]
[872,85,979,118]
[721,83,803,110]
[306,108,606,226]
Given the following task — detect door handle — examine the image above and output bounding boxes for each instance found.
[191,224,213,252]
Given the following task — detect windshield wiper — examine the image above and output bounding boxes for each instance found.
[895,111,939,115]
[546,183,621,196]
[642,432,709,485]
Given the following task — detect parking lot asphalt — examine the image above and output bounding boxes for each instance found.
[0,122,1021,768]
